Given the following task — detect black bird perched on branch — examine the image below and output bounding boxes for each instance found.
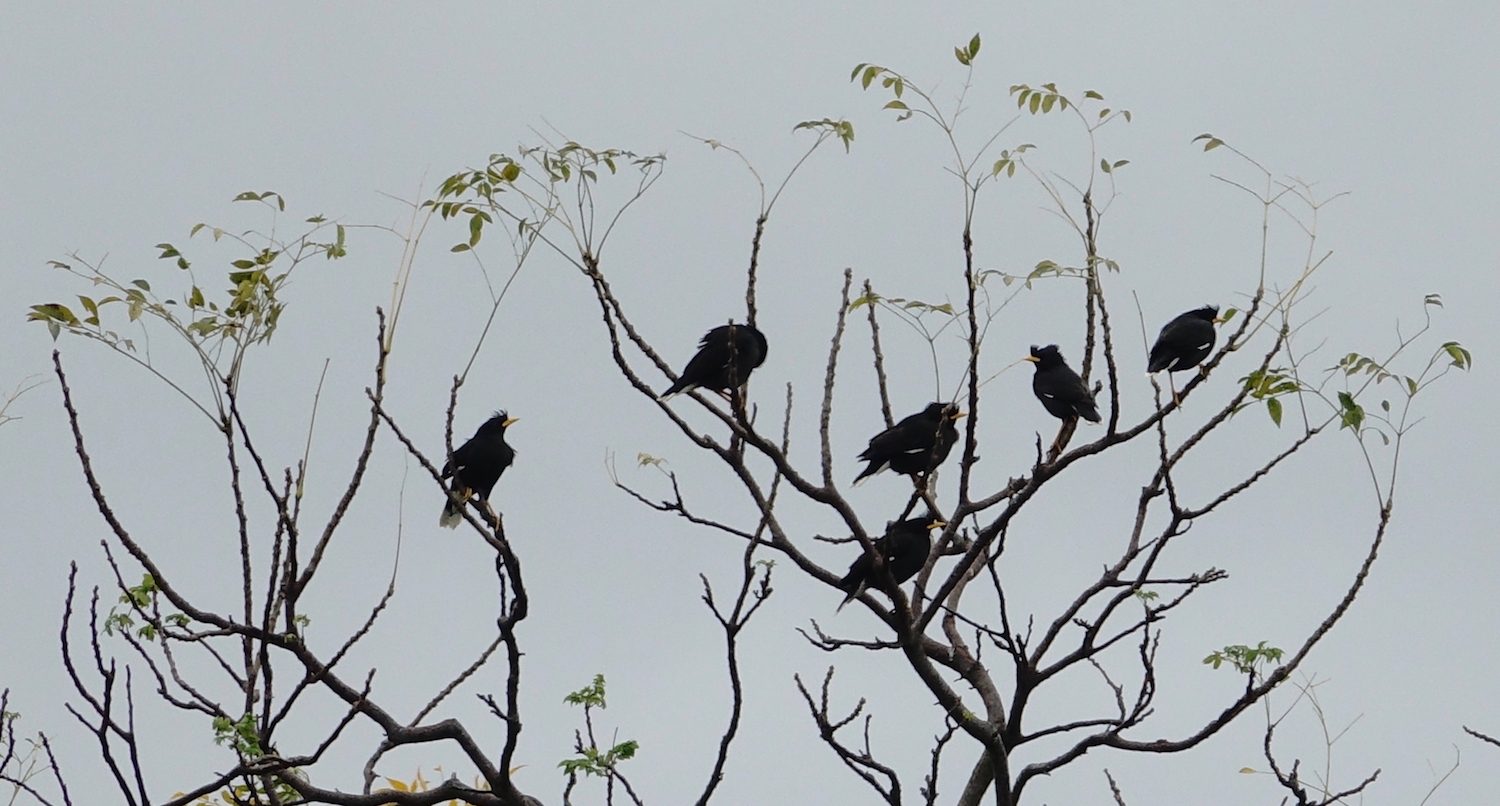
[1025,344,1101,423]
[837,516,945,611]
[1148,306,1222,405]
[439,412,518,528]
[660,323,768,399]
[1149,306,1221,374]
[852,402,965,486]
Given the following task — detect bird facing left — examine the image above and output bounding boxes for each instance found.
[439,411,518,528]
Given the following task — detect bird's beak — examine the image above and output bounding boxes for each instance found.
[950,410,967,420]
[930,520,947,530]
[1022,355,1040,363]
[503,416,520,427]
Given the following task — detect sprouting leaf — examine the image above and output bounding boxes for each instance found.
[1193,133,1224,151]
[1337,391,1363,431]
[955,46,970,66]
[1441,341,1472,370]
[1424,293,1443,307]
[1100,158,1111,174]
[967,33,981,59]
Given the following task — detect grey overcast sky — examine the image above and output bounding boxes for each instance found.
[2,2,1497,804]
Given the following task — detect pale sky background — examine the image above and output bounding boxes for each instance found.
[2,2,1497,804]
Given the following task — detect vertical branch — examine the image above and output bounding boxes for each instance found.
[746,215,767,328]
[864,280,895,429]
[820,270,854,488]
[959,226,981,505]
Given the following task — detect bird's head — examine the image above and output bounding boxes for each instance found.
[479,410,520,434]
[1193,305,1223,324]
[1025,344,1064,369]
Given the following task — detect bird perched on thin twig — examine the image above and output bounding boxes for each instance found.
[439,412,517,528]
[837,516,945,611]
[1148,306,1222,404]
[852,402,965,486]
[1025,344,1101,423]
[660,323,767,399]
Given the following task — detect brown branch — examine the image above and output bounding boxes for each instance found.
[1465,726,1500,748]
[794,669,901,804]
[819,269,854,488]
[864,279,895,429]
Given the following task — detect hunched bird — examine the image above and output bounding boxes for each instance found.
[837,516,945,611]
[1025,345,1101,422]
[660,323,768,399]
[852,402,965,486]
[439,412,518,528]
[1148,306,1220,374]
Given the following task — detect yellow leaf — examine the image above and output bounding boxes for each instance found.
[1239,767,1257,774]
[385,778,410,792]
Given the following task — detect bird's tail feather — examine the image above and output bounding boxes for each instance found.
[836,583,865,612]
[439,502,463,529]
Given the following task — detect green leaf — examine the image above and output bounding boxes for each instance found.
[1266,397,1282,427]
[564,674,609,708]
[884,100,908,111]
[1424,293,1443,307]
[1084,89,1103,100]
[1029,92,1041,114]
[131,279,151,292]
[1337,391,1363,431]
[1441,341,1472,370]
[1100,158,1111,174]
[954,47,970,66]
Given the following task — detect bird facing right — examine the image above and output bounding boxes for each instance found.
[1148,306,1220,375]
[660,323,768,399]
[852,402,965,485]
[1025,345,1101,423]
[837,515,945,611]
[439,412,518,528]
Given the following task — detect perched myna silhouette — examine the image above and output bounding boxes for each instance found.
[439,412,517,528]
[837,516,945,611]
[660,323,767,399]
[1025,344,1101,423]
[852,402,965,486]
[1148,306,1222,404]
